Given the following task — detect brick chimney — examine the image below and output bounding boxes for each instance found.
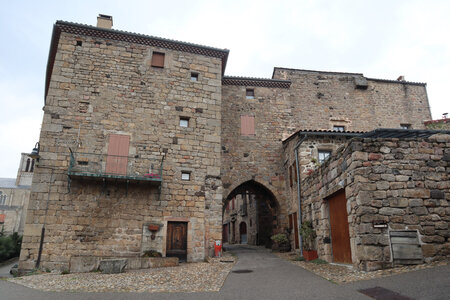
[97,14,113,29]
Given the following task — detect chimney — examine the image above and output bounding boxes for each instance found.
[97,14,113,29]
[397,75,405,81]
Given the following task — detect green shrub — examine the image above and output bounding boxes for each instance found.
[310,258,328,264]
[293,256,305,261]
[270,233,289,244]
[142,250,162,257]
[0,232,22,263]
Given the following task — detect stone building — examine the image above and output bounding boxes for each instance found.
[284,130,449,270]
[0,153,35,235]
[20,15,445,272]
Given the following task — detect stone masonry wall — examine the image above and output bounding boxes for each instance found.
[273,68,431,131]
[300,133,449,271]
[221,85,292,231]
[20,31,223,271]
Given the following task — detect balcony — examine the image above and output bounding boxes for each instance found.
[68,151,164,187]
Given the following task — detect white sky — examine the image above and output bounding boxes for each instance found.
[0,0,449,178]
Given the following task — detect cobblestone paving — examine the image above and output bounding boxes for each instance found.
[275,252,449,284]
[9,257,236,293]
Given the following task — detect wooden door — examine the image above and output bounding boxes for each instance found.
[293,212,299,249]
[105,134,129,175]
[166,222,187,261]
[328,191,352,263]
[222,224,228,243]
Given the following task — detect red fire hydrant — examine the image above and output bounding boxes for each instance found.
[214,240,222,257]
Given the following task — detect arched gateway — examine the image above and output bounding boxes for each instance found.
[222,180,279,247]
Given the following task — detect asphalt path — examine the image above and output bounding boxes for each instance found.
[0,245,448,299]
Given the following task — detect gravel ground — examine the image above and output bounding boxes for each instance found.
[275,252,449,284]
[9,257,236,293]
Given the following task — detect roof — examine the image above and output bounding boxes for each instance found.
[222,76,291,88]
[361,128,450,139]
[424,118,450,125]
[45,21,230,101]
[0,178,17,189]
[272,67,426,86]
[283,129,364,144]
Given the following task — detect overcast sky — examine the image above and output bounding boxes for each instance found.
[0,0,449,178]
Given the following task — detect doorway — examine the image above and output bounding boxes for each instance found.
[166,222,187,262]
[328,190,352,263]
[240,222,247,244]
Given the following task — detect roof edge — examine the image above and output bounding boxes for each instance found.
[223,76,291,88]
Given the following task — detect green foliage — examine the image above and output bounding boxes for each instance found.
[310,258,328,265]
[270,233,289,244]
[61,269,70,275]
[142,250,162,257]
[293,256,305,261]
[299,221,316,251]
[0,232,22,262]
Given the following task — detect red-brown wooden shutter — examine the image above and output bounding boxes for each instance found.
[0,214,5,223]
[240,115,255,136]
[151,52,165,68]
[105,134,130,175]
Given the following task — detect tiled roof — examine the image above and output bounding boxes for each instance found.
[0,178,17,189]
[272,67,426,86]
[361,128,450,139]
[222,76,291,88]
[45,21,230,100]
[282,129,365,144]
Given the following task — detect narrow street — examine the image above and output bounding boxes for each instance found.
[0,246,448,299]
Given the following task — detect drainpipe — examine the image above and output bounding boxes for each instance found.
[294,133,307,257]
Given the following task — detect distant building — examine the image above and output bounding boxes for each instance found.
[0,153,34,234]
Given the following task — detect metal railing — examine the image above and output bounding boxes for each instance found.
[68,150,164,181]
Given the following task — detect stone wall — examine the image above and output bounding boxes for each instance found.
[20,29,223,271]
[300,133,449,271]
[273,68,431,131]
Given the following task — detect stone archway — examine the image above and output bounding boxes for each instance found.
[222,180,279,247]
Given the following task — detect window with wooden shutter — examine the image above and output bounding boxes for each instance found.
[240,115,255,136]
[0,214,5,224]
[151,52,165,68]
[105,134,130,175]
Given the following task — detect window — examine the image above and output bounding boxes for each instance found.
[0,192,6,206]
[0,214,5,224]
[240,115,255,136]
[400,124,411,129]
[246,89,255,99]
[179,117,189,128]
[318,150,332,164]
[333,126,345,132]
[191,72,199,81]
[151,52,165,68]
[232,197,235,210]
[25,158,30,172]
[181,171,191,181]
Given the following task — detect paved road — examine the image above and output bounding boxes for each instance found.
[0,246,448,299]
[0,258,18,278]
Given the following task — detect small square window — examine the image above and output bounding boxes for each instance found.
[180,117,189,128]
[181,171,191,181]
[151,52,165,68]
[333,126,345,132]
[191,72,199,81]
[400,124,411,129]
[246,89,255,99]
[318,150,332,164]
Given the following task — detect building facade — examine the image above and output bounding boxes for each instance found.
[0,153,35,235]
[20,16,440,272]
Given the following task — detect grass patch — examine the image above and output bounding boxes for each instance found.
[310,258,328,265]
[293,256,305,261]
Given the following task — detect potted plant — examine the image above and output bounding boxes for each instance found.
[270,233,291,252]
[299,220,318,261]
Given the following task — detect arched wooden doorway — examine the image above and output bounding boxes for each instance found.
[240,222,247,244]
